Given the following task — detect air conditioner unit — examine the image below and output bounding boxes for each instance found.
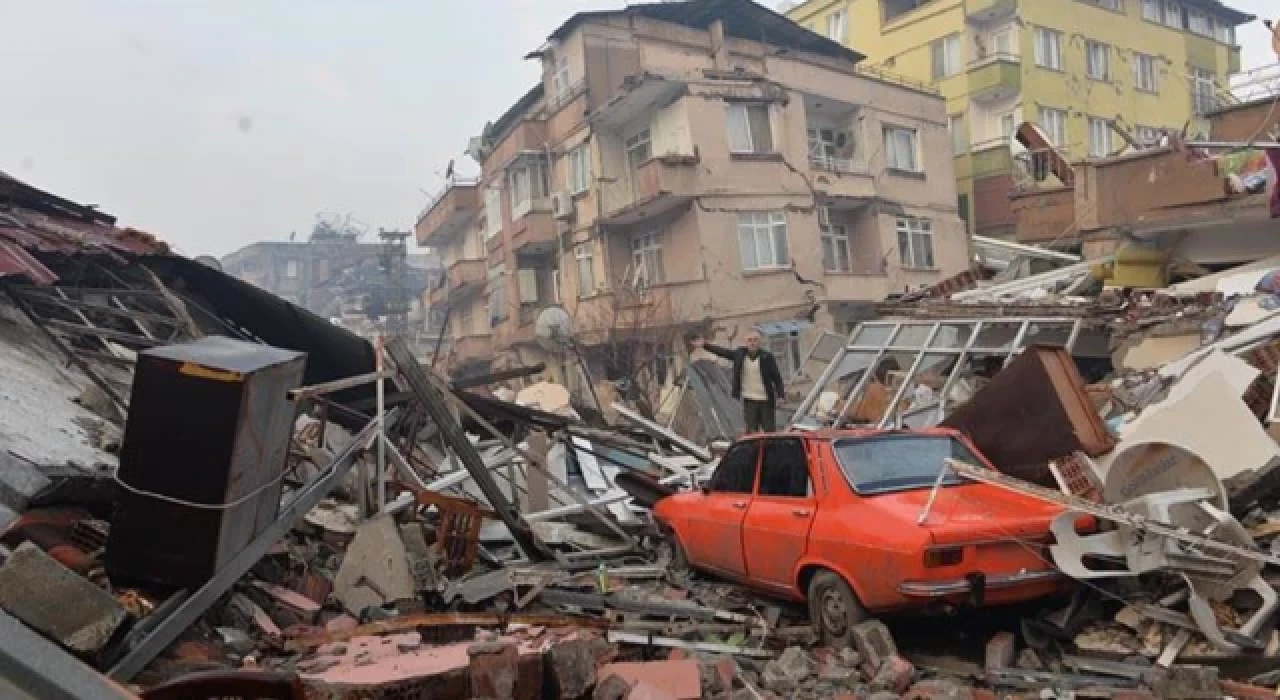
[551,191,575,220]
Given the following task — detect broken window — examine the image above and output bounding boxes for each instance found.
[758,438,810,498]
[833,434,978,495]
[790,318,1082,430]
[630,231,665,288]
[709,440,759,493]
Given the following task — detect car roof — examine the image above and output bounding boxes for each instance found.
[738,427,966,442]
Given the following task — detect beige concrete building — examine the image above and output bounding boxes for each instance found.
[415,0,971,390]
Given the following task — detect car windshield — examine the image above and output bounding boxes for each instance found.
[831,434,979,495]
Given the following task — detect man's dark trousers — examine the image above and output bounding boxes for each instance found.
[743,399,775,433]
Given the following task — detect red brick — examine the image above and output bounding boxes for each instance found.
[1220,680,1276,700]
[869,654,914,694]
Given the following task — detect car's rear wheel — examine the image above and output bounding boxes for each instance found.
[808,570,868,648]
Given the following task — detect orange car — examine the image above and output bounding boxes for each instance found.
[652,427,1074,646]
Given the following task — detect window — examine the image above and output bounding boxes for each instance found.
[483,186,502,239]
[819,207,851,273]
[758,438,810,498]
[487,264,507,324]
[709,440,759,493]
[630,231,665,288]
[574,244,595,298]
[1088,117,1114,158]
[1142,0,1160,21]
[508,161,548,218]
[1000,113,1016,140]
[991,28,1014,56]
[1133,53,1157,92]
[625,128,651,172]
[832,434,980,495]
[737,211,789,271]
[1214,18,1235,44]
[896,216,935,269]
[1188,9,1210,36]
[948,115,967,155]
[883,126,920,172]
[1033,28,1063,70]
[931,34,962,79]
[727,103,774,154]
[1162,1,1182,28]
[552,56,571,100]
[1191,67,1217,116]
[284,259,299,278]
[807,127,852,168]
[517,268,538,303]
[1038,107,1068,148]
[567,145,591,195]
[827,10,847,41]
[1085,41,1109,81]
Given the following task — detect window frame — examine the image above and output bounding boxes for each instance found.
[284,259,299,279]
[1087,116,1114,158]
[819,206,852,274]
[1033,27,1063,71]
[630,231,665,288]
[737,211,790,271]
[567,144,591,195]
[1038,107,1068,149]
[483,186,503,240]
[1190,67,1217,116]
[625,128,652,172]
[726,102,775,155]
[552,56,571,100]
[487,263,508,324]
[883,126,921,173]
[896,216,935,270]
[948,114,967,156]
[930,34,962,79]
[708,439,760,494]
[826,9,847,42]
[756,437,812,499]
[574,244,595,298]
[1084,40,1109,81]
[1132,53,1158,93]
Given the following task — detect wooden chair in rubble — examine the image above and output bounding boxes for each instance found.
[137,670,305,700]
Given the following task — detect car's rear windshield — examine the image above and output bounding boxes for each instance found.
[831,434,979,495]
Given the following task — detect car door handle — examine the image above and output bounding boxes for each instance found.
[731,501,747,510]
[792,509,811,517]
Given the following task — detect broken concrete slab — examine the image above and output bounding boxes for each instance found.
[545,637,597,699]
[0,541,127,655]
[0,451,51,513]
[596,660,702,699]
[332,514,416,616]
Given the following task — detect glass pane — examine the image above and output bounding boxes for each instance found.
[851,324,894,346]
[809,333,846,363]
[1023,322,1073,348]
[972,321,1022,351]
[890,323,935,348]
[929,322,974,348]
[890,353,957,428]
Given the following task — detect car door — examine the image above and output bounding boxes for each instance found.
[682,439,760,578]
[742,437,817,590]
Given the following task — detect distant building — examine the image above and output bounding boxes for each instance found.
[221,221,444,354]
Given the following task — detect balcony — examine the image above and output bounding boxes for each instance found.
[430,258,486,305]
[809,153,875,200]
[966,0,1016,23]
[969,139,1014,179]
[967,55,1020,102]
[603,156,698,226]
[415,178,480,246]
[509,204,558,254]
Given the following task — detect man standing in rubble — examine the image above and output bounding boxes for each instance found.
[691,331,786,434]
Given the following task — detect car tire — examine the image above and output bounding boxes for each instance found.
[808,570,868,648]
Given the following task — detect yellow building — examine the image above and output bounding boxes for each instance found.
[786,0,1253,240]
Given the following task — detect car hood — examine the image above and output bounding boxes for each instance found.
[858,483,1066,544]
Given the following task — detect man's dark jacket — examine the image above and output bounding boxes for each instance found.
[702,343,786,406]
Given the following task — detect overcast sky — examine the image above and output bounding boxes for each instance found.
[0,1,1275,258]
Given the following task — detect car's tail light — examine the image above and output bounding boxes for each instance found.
[923,546,964,568]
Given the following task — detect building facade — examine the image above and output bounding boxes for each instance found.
[416,0,970,387]
[786,0,1252,239]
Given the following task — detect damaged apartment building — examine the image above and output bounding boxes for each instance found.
[415,0,970,399]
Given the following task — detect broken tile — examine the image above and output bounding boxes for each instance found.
[0,541,126,655]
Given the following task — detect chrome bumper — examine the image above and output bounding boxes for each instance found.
[898,569,1062,597]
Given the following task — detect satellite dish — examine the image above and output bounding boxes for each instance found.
[534,306,573,351]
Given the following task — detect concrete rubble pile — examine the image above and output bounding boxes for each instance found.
[12,190,1280,698]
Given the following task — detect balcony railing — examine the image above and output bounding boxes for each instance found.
[852,63,940,96]
[416,176,480,226]
[809,154,871,175]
